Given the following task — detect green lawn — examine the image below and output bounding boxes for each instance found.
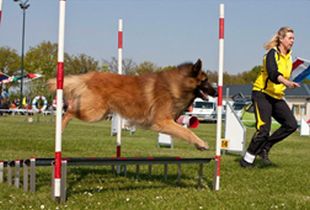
[0,115,309,210]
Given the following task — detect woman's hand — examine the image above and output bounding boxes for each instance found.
[285,80,300,88]
[277,75,301,88]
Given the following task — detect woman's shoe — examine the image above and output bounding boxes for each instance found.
[239,158,254,168]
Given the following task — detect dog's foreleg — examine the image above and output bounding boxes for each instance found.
[152,120,209,150]
[61,112,73,132]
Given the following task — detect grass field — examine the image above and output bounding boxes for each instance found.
[0,115,309,210]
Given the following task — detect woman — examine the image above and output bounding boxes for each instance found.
[240,27,300,168]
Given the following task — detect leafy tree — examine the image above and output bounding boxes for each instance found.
[238,65,261,84]
[101,57,137,75]
[133,61,159,75]
[101,57,117,73]
[206,65,261,85]
[22,41,60,99]
[66,53,99,75]
[159,65,176,72]
[0,47,20,99]
[206,70,218,84]
[123,59,137,75]
[0,46,20,75]
[24,41,59,79]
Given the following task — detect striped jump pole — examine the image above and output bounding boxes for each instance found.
[0,0,3,25]
[54,0,66,202]
[214,3,224,191]
[116,18,123,158]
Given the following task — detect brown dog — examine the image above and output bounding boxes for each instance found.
[48,59,217,150]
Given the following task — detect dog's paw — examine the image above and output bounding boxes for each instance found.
[195,143,209,151]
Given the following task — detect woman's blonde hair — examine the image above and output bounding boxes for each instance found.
[264,26,294,50]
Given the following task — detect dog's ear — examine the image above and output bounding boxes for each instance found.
[192,59,202,77]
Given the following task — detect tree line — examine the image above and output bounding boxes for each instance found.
[0,41,268,101]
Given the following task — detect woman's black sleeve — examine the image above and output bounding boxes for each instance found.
[266,49,282,84]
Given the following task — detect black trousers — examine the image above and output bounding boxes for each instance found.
[246,91,298,155]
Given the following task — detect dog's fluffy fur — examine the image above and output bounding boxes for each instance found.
[48,59,216,150]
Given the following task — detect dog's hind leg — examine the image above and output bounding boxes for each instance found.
[62,112,73,132]
[151,120,209,150]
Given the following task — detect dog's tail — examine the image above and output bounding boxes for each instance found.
[48,74,90,99]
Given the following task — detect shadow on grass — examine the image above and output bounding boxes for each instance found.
[33,165,213,197]
[66,166,213,195]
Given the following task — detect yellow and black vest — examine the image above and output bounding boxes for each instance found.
[252,47,292,99]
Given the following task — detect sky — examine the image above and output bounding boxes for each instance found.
[0,0,310,74]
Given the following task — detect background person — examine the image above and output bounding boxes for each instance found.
[240,26,300,168]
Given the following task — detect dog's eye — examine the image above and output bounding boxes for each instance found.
[198,79,207,87]
[201,79,208,84]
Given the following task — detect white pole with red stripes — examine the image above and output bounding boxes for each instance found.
[116,18,123,158]
[214,3,224,191]
[54,0,66,200]
[0,0,3,25]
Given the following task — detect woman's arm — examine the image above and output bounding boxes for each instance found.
[277,75,300,88]
[266,49,300,89]
[266,49,282,84]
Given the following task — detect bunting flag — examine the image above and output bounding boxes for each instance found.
[0,72,43,84]
[0,72,13,84]
[290,57,310,83]
[26,73,42,79]
[0,72,9,81]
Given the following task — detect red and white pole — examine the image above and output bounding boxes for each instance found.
[0,0,3,25]
[116,18,123,157]
[54,0,66,200]
[214,3,224,191]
